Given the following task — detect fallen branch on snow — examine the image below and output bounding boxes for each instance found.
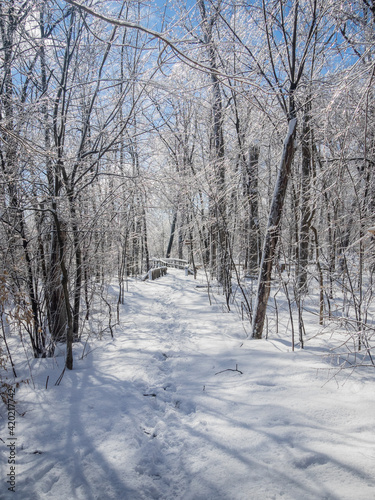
[215,364,243,375]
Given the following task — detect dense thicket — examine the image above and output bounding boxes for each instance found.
[1,0,374,371]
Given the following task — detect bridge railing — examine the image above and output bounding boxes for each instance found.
[150,257,188,270]
[143,257,195,280]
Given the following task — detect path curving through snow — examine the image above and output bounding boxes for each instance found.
[1,268,375,500]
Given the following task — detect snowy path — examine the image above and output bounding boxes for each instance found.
[1,269,375,500]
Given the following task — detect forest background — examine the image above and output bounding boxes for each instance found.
[0,0,374,375]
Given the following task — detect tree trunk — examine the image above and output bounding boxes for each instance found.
[51,215,74,370]
[252,118,297,339]
[141,205,150,272]
[246,145,261,275]
[49,225,68,342]
[198,0,229,290]
[166,210,178,258]
[297,103,313,293]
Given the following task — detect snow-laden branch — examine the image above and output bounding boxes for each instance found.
[64,0,223,75]
[63,0,263,90]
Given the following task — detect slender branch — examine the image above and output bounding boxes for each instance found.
[215,364,243,375]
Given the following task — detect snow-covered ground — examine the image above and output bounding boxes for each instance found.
[1,268,375,500]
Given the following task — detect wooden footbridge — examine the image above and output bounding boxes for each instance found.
[144,257,193,281]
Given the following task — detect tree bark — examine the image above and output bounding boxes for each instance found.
[297,103,313,293]
[246,145,261,275]
[198,0,229,291]
[166,210,178,258]
[49,226,68,342]
[252,118,297,339]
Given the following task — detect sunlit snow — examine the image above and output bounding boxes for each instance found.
[1,269,374,500]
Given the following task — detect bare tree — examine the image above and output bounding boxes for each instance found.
[252,0,326,338]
